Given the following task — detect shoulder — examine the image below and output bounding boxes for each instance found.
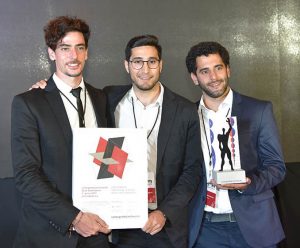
[13,88,47,103]
[85,82,106,97]
[233,91,272,110]
[103,84,131,96]
[164,86,197,109]
[232,91,275,127]
[234,91,271,105]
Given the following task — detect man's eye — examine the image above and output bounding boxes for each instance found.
[77,46,86,51]
[133,60,143,64]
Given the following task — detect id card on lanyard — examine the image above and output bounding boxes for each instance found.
[148,171,157,210]
[201,109,217,209]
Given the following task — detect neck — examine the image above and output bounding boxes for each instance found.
[133,83,161,106]
[55,72,82,88]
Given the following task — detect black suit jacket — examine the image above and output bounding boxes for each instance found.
[104,84,204,248]
[11,76,107,248]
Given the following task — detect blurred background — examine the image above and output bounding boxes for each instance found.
[1,0,299,177]
[0,1,300,247]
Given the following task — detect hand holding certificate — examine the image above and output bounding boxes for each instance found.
[72,128,148,229]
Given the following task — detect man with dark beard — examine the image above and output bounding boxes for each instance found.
[187,42,285,248]
[104,35,203,248]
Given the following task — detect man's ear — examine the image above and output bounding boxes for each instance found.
[190,73,199,85]
[226,65,231,78]
[85,48,88,61]
[48,47,56,61]
[124,60,130,73]
[159,59,163,73]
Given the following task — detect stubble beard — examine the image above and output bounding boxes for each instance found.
[200,78,229,99]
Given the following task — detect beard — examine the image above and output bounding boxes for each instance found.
[199,77,229,99]
[65,71,83,77]
[65,60,83,78]
[134,81,158,91]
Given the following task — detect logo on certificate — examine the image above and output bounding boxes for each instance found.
[90,136,132,179]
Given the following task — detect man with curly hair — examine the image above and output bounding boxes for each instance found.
[11,16,110,248]
[187,41,285,248]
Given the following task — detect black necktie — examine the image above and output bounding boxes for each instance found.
[70,87,85,127]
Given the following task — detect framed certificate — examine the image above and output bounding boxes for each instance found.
[72,128,148,229]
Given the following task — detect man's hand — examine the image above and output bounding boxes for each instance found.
[142,210,166,235]
[73,212,111,237]
[29,79,47,90]
[211,177,251,191]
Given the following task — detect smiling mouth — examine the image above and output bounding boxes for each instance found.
[67,61,81,68]
[138,76,152,80]
[209,80,222,88]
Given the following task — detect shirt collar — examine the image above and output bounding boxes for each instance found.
[200,88,233,115]
[53,73,85,95]
[126,82,164,107]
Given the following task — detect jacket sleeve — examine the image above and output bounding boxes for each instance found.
[158,106,204,223]
[11,95,79,234]
[242,102,286,195]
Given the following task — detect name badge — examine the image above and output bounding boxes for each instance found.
[148,172,157,209]
[206,184,216,208]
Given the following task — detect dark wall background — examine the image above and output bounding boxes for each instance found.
[1,0,299,177]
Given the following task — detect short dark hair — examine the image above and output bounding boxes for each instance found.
[185,41,230,74]
[44,16,90,51]
[125,35,162,61]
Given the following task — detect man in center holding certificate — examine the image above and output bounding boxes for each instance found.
[104,35,204,248]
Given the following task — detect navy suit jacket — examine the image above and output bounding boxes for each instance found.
[11,76,107,248]
[189,91,285,248]
[104,84,204,248]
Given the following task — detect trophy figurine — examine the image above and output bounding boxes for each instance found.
[212,117,246,184]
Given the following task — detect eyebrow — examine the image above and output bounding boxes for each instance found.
[57,43,86,48]
[198,64,224,72]
[131,56,159,60]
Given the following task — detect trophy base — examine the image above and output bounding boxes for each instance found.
[212,169,246,184]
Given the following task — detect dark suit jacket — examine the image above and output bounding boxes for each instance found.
[11,76,107,248]
[189,91,286,248]
[104,84,204,248]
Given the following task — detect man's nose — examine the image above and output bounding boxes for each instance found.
[141,61,150,72]
[209,70,217,80]
[69,48,78,59]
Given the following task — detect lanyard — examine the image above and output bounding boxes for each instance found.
[200,107,230,172]
[131,97,160,139]
[58,87,87,120]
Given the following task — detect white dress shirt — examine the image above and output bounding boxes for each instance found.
[53,73,97,129]
[114,83,164,209]
[199,89,234,214]
[115,83,164,173]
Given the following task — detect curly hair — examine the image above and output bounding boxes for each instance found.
[185,41,230,74]
[44,16,90,50]
[125,34,162,61]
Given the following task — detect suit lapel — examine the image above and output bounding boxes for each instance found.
[44,77,72,145]
[231,90,243,117]
[156,87,177,172]
[106,85,132,127]
[86,83,107,127]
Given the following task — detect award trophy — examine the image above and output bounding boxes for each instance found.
[212,117,246,184]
